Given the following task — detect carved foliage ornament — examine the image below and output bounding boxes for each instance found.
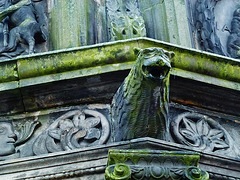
[106,0,146,41]
[170,113,235,154]
[32,109,110,155]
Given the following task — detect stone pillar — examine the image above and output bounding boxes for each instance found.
[138,0,192,48]
[49,0,107,50]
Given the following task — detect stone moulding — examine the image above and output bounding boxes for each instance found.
[0,137,238,180]
[0,37,239,116]
[0,37,239,90]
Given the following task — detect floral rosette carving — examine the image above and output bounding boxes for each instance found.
[33,109,110,155]
[170,113,233,153]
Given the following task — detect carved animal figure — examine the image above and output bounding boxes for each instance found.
[0,0,47,56]
[227,7,240,59]
[111,47,174,142]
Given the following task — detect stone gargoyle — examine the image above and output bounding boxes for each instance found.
[111,47,174,142]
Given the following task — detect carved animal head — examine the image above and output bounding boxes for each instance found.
[137,48,173,81]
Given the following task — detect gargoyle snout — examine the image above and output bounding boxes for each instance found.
[142,58,171,80]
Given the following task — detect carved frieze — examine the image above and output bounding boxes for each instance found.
[227,7,240,58]
[193,0,240,59]
[0,107,110,161]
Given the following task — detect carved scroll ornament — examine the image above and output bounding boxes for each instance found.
[105,149,209,180]
[33,109,110,155]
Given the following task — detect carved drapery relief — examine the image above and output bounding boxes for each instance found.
[194,0,240,59]
[106,0,146,41]
[170,112,239,157]
[0,0,47,59]
[32,109,110,155]
[195,0,226,55]
[227,7,240,59]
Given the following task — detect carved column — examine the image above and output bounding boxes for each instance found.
[49,0,107,50]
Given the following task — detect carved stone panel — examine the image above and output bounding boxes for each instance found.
[0,104,111,161]
[0,118,39,161]
[170,111,240,158]
[32,109,110,155]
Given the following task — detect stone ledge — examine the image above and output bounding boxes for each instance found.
[0,137,239,180]
[0,37,239,90]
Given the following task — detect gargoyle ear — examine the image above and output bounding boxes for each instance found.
[164,51,175,59]
[133,48,142,55]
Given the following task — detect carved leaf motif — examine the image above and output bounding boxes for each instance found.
[33,109,110,155]
[15,120,40,146]
[169,168,184,179]
[211,139,229,149]
[180,129,196,141]
[208,129,224,139]
[131,167,145,180]
[85,128,101,140]
[48,129,61,140]
[79,117,101,129]
[182,117,197,134]
[196,118,210,136]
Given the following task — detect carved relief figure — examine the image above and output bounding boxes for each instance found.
[111,47,174,142]
[227,7,240,59]
[0,119,39,161]
[0,0,47,59]
[0,121,17,156]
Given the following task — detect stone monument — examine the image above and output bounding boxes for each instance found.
[0,0,239,180]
